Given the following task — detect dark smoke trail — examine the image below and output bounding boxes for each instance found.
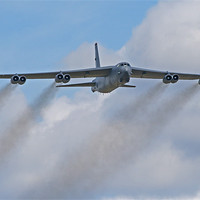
[0,83,58,164]
[0,84,17,108]
[113,82,167,122]
[147,84,199,134]
[24,84,198,199]
[24,83,168,198]
[73,84,199,198]
[32,82,58,116]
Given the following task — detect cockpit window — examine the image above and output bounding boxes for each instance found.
[117,62,130,67]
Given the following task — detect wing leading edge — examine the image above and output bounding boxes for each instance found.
[132,67,200,80]
[0,66,112,79]
[1,66,200,82]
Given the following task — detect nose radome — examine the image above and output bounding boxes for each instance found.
[124,71,130,82]
[120,71,130,83]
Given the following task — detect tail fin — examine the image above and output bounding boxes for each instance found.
[95,43,101,68]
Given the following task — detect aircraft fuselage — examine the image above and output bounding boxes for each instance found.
[92,64,132,93]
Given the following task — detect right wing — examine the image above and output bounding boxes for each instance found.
[132,66,200,80]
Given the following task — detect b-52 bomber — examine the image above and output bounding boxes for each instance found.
[0,43,200,93]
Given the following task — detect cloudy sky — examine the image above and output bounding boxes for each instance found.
[1,0,200,199]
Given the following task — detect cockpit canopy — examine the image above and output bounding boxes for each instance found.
[116,62,131,67]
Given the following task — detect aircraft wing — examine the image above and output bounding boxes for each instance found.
[0,66,112,79]
[132,67,200,80]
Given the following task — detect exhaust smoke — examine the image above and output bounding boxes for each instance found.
[25,83,169,198]
[0,83,58,164]
[0,84,17,109]
[22,84,200,199]
[147,84,199,134]
[113,82,168,122]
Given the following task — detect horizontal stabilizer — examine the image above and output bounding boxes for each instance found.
[120,84,136,88]
[56,82,95,87]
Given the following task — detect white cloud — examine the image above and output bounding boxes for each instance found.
[1,0,200,199]
[121,0,200,73]
[62,42,123,70]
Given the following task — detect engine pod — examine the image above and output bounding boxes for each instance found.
[18,76,26,85]
[171,74,179,83]
[55,73,64,83]
[63,74,71,83]
[163,74,172,84]
[11,75,20,84]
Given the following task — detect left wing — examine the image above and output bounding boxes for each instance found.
[132,66,200,80]
[0,66,112,79]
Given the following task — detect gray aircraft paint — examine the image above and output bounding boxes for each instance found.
[92,63,132,93]
[1,43,200,92]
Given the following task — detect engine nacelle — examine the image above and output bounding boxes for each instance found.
[55,73,64,83]
[163,74,172,84]
[11,75,26,85]
[171,74,179,84]
[55,73,71,83]
[18,76,26,85]
[11,75,20,84]
[63,74,71,83]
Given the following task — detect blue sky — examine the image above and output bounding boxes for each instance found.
[1,1,200,199]
[0,0,157,71]
[0,0,158,100]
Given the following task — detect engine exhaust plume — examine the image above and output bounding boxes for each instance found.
[71,84,199,198]
[24,83,169,198]
[0,83,58,164]
[31,82,58,116]
[113,82,168,122]
[23,84,198,199]
[0,84,17,108]
[147,84,199,134]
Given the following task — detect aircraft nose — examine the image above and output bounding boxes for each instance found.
[120,70,130,83]
[124,71,130,82]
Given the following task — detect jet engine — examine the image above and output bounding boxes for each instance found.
[171,74,179,83]
[11,75,26,85]
[18,76,26,85]
[55,73,64,83]
[163,74,172,84]
[63,74,71,83]
[55,73,71,83]
[11,75,20,84]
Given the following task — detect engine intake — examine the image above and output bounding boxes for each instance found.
[63,74,71,83]
[11,75,20,84]
[19,76,26,85]
[55,73,64,83]
[163,74,172,84]
[11,75,26,85]
[171,74,179,83]
[55,73,71,83]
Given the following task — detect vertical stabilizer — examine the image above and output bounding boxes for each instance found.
[95,43,101,68]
